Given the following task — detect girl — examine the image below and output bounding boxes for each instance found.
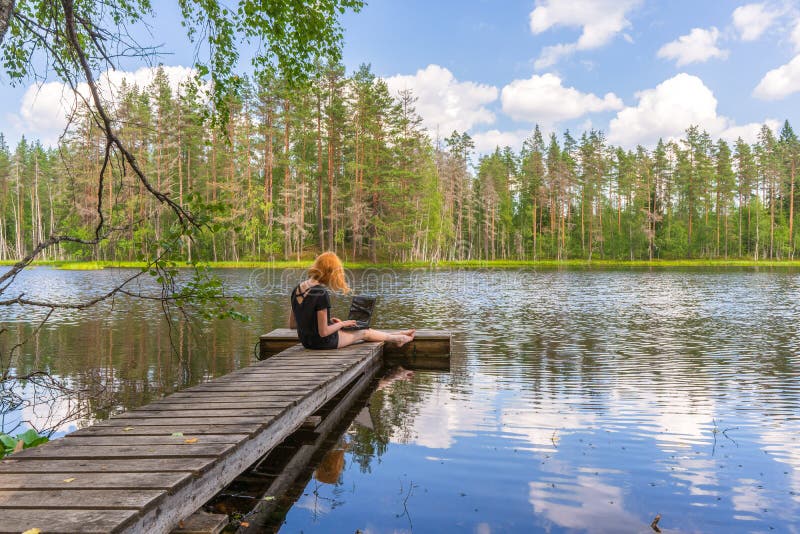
[289,252,415,350]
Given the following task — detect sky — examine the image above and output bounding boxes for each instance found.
[2,0,800,155]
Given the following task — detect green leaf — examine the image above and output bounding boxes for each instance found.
[16,429,49,448]
[0,434,18,451]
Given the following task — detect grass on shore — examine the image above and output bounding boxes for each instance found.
[4,258,800,270]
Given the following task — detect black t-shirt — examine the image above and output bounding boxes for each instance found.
[291,283,337,349]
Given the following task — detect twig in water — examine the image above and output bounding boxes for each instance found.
[650,513,661,532]
[711,419,739,456]
[722,426,739,448]
[396,478,417,531]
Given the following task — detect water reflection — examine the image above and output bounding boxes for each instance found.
[2,267,800,531]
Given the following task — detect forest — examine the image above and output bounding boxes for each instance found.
[1,62,799,264]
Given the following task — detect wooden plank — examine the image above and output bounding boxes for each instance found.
[0,489,166,509]
[214,373,346,379]
[99,417,271,426]
[208,377,330,385]
[263,354,369,361]
[246,355,382,526]
[258,328,451,359]
[238,362,355,369]
[172,510,228,534]
[127,402,288,410]
[222,366,351,375]
[160,390,303,397]
[0,457,214,474]
[211,375,345,383]
[0,337,392,534]
[184,384,317,392]
[64,435,249,446]
[133,342,383,534]
[11,443,235,459]
[145,397,297,407]
[0,509,139,534]
[0,471,192,490]
[154,392,302,400]
[70,424,260,437]
[183,385,308,392]
[115,408,283,419]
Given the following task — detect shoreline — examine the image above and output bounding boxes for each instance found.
[4,259,800,270]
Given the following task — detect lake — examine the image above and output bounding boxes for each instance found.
[2,266,800,532]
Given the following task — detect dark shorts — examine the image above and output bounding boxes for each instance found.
[301,332,339,350]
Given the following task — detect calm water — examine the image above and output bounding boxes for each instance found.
[2,267,800,533]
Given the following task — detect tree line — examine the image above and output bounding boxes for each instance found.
[1,63,798,263]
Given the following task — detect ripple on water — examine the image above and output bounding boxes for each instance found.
[4,268,800,531]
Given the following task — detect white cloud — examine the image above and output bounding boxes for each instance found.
[719,119,780,144]
[732,3,779,41]
[608,73,776,147]
[6,65,197,146]
[753,54,800,100]
[384,64,498,136]
[792,19,800,51]
[10,82,75,146]
[529,0,641,68]
[657,27,728,66]
[472,129,530,154]
[501,73,623,125]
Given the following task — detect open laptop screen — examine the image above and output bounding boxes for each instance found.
[347,295,376,326]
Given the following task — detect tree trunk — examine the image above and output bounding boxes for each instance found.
[0,0,15,47]
[790,157,796,256]
[283,99,291,259]
[265,105,274,247]
[316,93,324,251]
[14,154,22,259]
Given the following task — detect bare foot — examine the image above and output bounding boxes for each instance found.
[394,334,413,347]
[399,328,416,337]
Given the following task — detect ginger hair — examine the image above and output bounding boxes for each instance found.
[308,251,350,293]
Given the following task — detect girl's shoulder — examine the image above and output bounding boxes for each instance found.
[306,283,328,296]
[297,280,328,295]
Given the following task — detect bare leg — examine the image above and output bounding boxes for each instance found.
[337,328,415,349]
[363,328,415,346]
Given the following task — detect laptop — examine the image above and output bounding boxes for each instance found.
[341,295,377,330]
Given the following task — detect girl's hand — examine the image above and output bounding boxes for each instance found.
[341,320,358,328]
[331,317,342,323]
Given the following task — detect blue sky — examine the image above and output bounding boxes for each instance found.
[2,0,800,153]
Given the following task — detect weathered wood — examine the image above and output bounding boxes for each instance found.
[0,509,139,534]
[11,442,236,459]
[0,333,427,534]
[259,328,451,360]
[209,376,327,383]
[155,391,301,400]
[182,385,309,393]
[134,343,383,534]
[0,457,214,474]
[0,472,192,490]
[70,424,260,437]
[244,350,382,528]
[129,401,288,410]
[172,510,228,534]
[64,435,249,446]
[99,416,271,426]
[302,416,322,429]
[114,408,283,419]
[0,489,166,509]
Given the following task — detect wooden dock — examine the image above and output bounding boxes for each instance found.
[0,330,450,534]
[260,328,452,369]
